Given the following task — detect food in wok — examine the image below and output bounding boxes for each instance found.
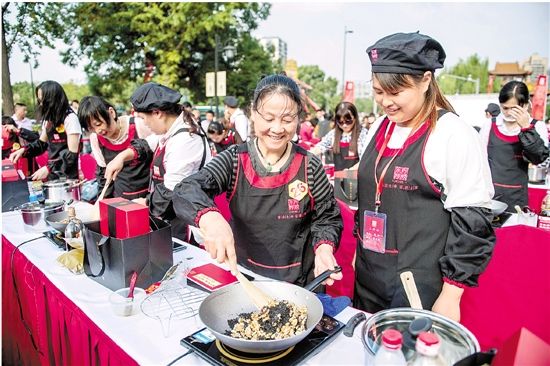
[227,300,307,340]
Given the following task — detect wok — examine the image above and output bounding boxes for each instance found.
[45,208,97,233]
[490,200,508,216]
[199,267,341,354]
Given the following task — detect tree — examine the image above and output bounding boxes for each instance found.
[296,65,339,112]
[437,54,496,95]
[2,2,68,115]
[60,2,273,102]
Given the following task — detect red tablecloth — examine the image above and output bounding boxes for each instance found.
[2,236,137,366]
[460,225,550,351]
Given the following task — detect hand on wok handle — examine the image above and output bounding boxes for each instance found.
[314,244,343,286]
[199,211,238,276]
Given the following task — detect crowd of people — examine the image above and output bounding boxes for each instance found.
[3,31,549,322]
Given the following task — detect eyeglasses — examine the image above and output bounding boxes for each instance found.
[337,117,355,126]
[207,129,223,135]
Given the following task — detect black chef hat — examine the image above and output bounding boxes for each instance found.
[224,96,239,108]
[366,32,446,75]
[485,103,500,117]
[130,82,182,112]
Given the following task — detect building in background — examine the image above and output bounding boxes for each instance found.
[259,36,288,68]
[489,62,532,84]
[521,53,549,93]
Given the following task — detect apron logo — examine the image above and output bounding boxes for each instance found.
[393,166,409,182]
[153,166,160,176]
[12,142,20,150]
[53,134,60,140]
[288,179,308,201]
[55,124,65,133]
[288,199,300,213]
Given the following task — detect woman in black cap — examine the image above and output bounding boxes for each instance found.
[172,74,343,287]
[78,96,153,200]
[10,81,81,180]
[312,101,369,171]
[206,120,239,156]
[479,81,549,208]
[105,82,211,239]
[355,32,495,321]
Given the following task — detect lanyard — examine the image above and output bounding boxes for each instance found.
[373,121,417,213]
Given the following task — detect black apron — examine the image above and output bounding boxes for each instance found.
[229,144,315,286]
[150,128,207,240]
[354,117,450,313]
[97,118,150,200]
[487,119,531,208]
[45,109,79,180]
[333,141,359,171]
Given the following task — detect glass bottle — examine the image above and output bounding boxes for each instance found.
[408,332,446,366]
[538,190,550,230]
[373,329,407,366]
[64,207,83,251]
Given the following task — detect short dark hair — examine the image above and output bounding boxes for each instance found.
[499,81,530,106]
[78,96,118,132]
[14,102,27,108]
[206,110,215,116]
[182,101,193,109]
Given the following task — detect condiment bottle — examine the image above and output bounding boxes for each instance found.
[538,190,550,230]
[408,331,446,366]
[373,329,407,366]
[64,207,83,251]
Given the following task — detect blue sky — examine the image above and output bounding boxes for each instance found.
[8,2,550,86]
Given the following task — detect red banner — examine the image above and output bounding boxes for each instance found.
[343,81,355,103]
[531,75,548,121]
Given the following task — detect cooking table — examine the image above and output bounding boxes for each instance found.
[2,208,368,366]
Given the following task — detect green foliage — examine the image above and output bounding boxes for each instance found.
[354,98,374,114]
[297,65,339,111]
[60,2,273,102]
[3,2,68,66]
[437,54,489,95]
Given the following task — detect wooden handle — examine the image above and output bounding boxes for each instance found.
[400,271,423,310]
[95,177,112,205]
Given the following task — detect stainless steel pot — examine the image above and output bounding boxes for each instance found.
[361,308,479,364]
[528,165,547,183]
[18,201,65,226]
[198,267,340,354]
[43,179,81,202]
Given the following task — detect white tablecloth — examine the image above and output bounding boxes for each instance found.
[2,204,368,365]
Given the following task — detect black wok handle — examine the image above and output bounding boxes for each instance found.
[343,312,366,337]
[304,266,342,292]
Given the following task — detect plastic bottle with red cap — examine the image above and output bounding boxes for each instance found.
[408,331,446,366]
[373,329,407,366]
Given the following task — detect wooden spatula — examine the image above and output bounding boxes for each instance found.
[232,265,273,309]
[91,177,113,220]
[400,271,423,309]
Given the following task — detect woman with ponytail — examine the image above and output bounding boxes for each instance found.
[354,32,495,322]
[105,82,211,239]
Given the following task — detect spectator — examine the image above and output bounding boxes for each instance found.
[12,103,34,130]
[224,96,249,141]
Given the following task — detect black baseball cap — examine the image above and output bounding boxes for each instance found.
[130,82,182,112]
[223,96,239,108]
[485,103,500,117]
[367,32,446,75]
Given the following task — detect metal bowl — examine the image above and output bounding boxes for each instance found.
[18,201,65,227]
[45,211,71,232]
[361,308,479,364]
[490,200,508,216]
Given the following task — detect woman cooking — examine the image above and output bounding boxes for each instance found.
[479,81,549,208]
[355,32,495,322]
[104,82,211,240]
[9,81,81,180]
[172,74,343,287]
[312,101,368,171]
[78,96,153,200]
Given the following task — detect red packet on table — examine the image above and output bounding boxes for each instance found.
[99,197,149,239]
[2,159,20,182]
[187,263,239,292]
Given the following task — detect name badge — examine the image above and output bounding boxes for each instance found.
[362,210,387,253]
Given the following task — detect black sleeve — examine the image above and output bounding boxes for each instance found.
[22,139,48,157]
[308,153,343,250]
[18,128,40,142]
[172,146,237,226]
[51,150,79,179]
[439,207,496,287]
[149,183,176,219]
[519,127,549,165]
[130,138,154,163]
